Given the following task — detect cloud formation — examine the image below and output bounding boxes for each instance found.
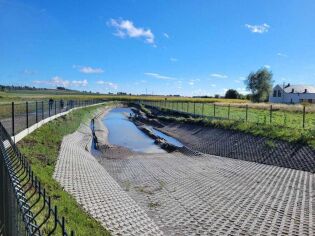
[210,73,228,79]
[108,18,155,44]
[33,76,88,87]
[144,72,176,80]
[245,23,270,33]
[96,80,118,89]
[74,65,104,74]
[277,52,288,57]
[163,33,169,38]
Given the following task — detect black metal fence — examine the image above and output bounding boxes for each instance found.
[0,122,74,235]
[140,100,315,130]
[0,99,107,235]
[0,99,105,137]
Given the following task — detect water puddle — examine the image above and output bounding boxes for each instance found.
[146,126,184,147]
[103,108,166,153]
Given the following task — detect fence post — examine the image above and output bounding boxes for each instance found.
[228,104,230,119]
[269,105,272,124]
[302,105,306,129]
[182,102,184,111]
[42,101,44,120]
[48,101,51,117]
[187,102,189,113]
[26,102,29,128]
[11,102,15,137]
[214,104,216,117]
[245,105,248,122]
[54,101,56,115]
[202,103,204,116]
[194,102,196,117]
[36,101,38,123]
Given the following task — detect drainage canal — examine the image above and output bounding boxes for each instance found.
[103,108,167,153]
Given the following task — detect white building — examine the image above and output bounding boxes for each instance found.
[269,84,315,104]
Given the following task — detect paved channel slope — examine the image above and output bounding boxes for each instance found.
[53,124,163,236]
[99,151,315,236]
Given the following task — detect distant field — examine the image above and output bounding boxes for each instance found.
[0,89,247,104]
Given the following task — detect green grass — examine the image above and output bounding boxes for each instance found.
[140,105,315,148]
[17,105,111,235]
[143,101,315,130]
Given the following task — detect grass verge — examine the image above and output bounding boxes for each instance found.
[17,104,111,235]
[140,105,315,148]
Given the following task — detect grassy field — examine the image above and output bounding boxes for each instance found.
[142,101,315,130]
[0,90,247,104]
[17,104,111,235]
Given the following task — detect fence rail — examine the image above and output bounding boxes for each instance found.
[0,99,105,138]
[0,99,106,235]
[140,100,315,130]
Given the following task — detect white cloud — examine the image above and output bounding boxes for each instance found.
[108,18,155,44]
[264,65,271,69]
[73,65,104,74]
[96,80,118,89]
[163,33,169,38]
[210,73,228,79]
[277,52,288,57]
[144,72,176,80]
[170,57,178,62]
[245,23,270,33]
[71,80,88,87]
[210,84,216,87]
[33,76,88,87]
[188,81,194,86]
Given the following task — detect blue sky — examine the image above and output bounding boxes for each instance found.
[1,0,315,96]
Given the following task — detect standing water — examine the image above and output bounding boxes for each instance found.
[103,108,166,153]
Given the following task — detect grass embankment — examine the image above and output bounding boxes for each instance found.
[140,105,315,148]
[143,101,315,130]
[17,105,111,235]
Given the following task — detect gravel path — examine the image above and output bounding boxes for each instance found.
[53,124,163,236]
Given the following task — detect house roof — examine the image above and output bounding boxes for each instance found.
[280,84,315,94]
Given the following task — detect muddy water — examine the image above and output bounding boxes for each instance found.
[146,126,184,147]
[103,108,166,153]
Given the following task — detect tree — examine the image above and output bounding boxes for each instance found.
[245,67,273,102]
[225,89,239,99]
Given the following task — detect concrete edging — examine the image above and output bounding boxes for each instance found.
[12,102,108,143]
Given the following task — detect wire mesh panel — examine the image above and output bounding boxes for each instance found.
[0,122,75,235]
[0,103,13,136]
[14,102,27,135]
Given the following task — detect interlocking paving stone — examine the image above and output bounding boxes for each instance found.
[53,125,163,236]
[98,151,315,236]
[54,122,314,235]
